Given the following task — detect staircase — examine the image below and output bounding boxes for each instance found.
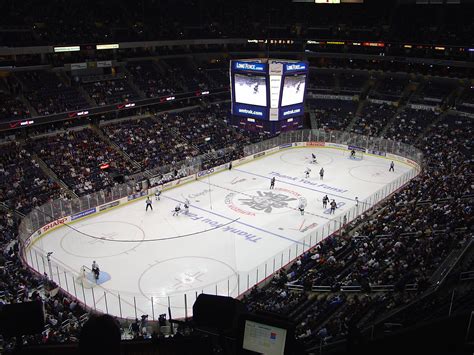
[155,59,187,92]
[18,93,38,117]
[334,71,341,93]
[56,71,71,86]
[77,85,97,107]
[32,154,78,199]
[362,238,473,334]
[169,126,213,163]
[309,110,319,129]
[452,85,467,110]
[409,79,425,104]
[360,75,376,100]
[123,67,147,99]
[89,124,143,172]
[415,109,449,144]
[345,99,366,132]
[13,74,39,117]
[398,79,419,106]
[0,201,25,218]
[378,103,407,138]
[443,86,462,110]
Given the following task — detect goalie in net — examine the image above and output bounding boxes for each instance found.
[76,262,100,288]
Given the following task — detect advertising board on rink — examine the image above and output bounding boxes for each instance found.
[306,141,325,147]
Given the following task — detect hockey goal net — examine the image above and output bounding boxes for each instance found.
[75,265,97,288]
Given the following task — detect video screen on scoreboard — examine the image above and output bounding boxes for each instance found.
[281,75,306,107]
[234,74,267,107]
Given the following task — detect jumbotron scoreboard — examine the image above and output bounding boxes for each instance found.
[228,59,308,134]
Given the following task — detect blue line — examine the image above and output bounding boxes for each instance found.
[234,168,356,202]
[162,195,307,246]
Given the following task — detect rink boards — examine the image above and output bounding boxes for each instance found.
[22,142,419,319]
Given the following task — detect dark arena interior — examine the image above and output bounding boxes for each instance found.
[0,0,473,354]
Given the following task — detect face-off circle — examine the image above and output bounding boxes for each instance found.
[349,165,392,184]
[60,221,145,258]
[138,256,238,305]
[225,187,302,216]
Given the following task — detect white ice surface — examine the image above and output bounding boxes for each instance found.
[28,147,413,319]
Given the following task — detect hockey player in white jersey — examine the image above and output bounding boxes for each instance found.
[155,189,161,200]
[305,168,311,178]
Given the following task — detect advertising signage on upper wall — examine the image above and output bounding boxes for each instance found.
[283,62,307,73]
[233,61,267,73]
[232,103,268,119]
[279,104,304,119]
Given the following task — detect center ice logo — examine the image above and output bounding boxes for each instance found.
[239,191,297,213]
[225,188,302,216]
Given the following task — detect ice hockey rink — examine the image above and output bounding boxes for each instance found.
[27,147,416,319]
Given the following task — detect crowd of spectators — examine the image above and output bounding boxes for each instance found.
[339,72,368,94]
[0,142,62,214]
[241,106,473,351]
[15,71,89,115]
[102,104,264,172]
[0,209,90,351]
[308,70,337,94]
[368,75,411,101]
[454,86,474,114]
[383,107,439,143]
[126,61,179,98]
[0,92,30,122]
[410,79,457,107]
[102,115,196,170]
[0,63,471,353]
[386,246,474,332]
[351,102,398,137]
[204,68,229,89]
[82,79,140,106]
[27,129,137,196]
[162,58,210,92]
[308,99,357,131]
